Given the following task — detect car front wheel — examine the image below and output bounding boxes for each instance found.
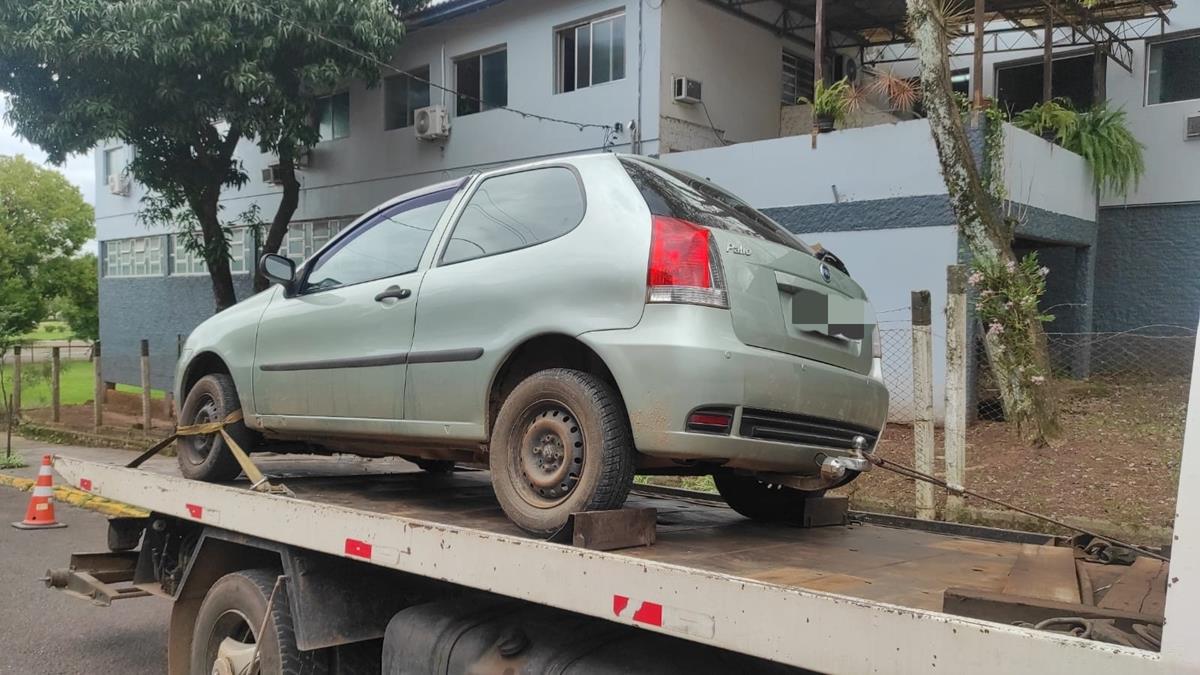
[177,373,253,482]
[489,368,636,536]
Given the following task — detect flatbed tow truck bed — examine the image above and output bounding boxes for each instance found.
[49,447,1200,674]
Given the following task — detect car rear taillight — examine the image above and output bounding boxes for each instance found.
[646,216,728,308]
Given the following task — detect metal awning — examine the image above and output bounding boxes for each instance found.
[702,0,1174,72]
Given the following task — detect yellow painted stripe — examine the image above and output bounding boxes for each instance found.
[0,472,149,518]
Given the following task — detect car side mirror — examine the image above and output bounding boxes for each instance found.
[259,254,296,293]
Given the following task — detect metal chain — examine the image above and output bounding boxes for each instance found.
[865,454,1170,563]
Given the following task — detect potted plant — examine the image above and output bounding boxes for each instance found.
[1013,99,1078,142]
[1060,104,1145,197]
[799,78,852,133]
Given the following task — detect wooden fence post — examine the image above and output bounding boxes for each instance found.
[911,290,936,520]
[945,266,968,516]
[51,346,61,423]
[93,341,103,429]
[140,339,152,433]
[11,346,20,416]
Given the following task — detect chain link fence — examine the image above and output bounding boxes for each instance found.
[1,342,94,365]
[975,326,1196,422]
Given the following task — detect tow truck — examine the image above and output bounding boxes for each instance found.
[41,330,1200,674]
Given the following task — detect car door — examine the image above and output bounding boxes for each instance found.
[253,186,458,435]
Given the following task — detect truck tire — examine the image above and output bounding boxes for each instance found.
[191,568,328,675]
[490,368,636,536]
[713,472,825,523]
[178,373,252,482]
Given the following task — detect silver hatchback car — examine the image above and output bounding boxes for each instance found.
[175,153,889,534]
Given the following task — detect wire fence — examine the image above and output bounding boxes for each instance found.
[1,342,94,366]
[976,327,1196,422]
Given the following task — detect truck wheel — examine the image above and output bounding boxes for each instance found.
[178,373,252,482]
[191,568,328,675]
[490,368,636,536]
[713,472,825,523]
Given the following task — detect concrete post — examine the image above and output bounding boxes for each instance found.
[93,342,103,430]
[944,267,968,516]
[51,347,61,423]
[912,290,936,521]
[140,339,152,434]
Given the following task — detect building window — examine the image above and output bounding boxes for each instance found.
[995,53,1100,114]
[316,92,351,140]
[103,147,124,184]
[781,50,814,104]
[103,236,163,278]
[384,67,431,130]
[280,220,350,265]
[455,48,507,116]
[558,13,626,93]
[1148,35,1200,105]
[951,68,971,96]
[170,228,253,275]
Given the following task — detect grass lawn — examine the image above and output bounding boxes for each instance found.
[17,320,77,342]
[1,361,163,408]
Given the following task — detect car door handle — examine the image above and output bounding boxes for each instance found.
[374,286,412,302]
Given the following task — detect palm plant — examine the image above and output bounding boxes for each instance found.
[1061,105,1145,197]
[798,78,852,132]
[1012,98,1078,142]
[868,71,920,113]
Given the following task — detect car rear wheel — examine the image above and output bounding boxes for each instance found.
[191,568,328,675]
[713,472,826,523]
[178,373,253,482]
[490,368,636,536]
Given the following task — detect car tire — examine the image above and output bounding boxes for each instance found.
[490,368,636,536]
[177,373,253,482]
[713,472,826,523]
[191,568,329,675]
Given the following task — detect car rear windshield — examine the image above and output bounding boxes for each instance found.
[619,157,813,254]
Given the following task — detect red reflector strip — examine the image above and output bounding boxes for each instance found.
[345,538,373,560]
[612,594,665,627]
[79,478,93,491]
[688,413,731,427]
[632,601,664,626]
[186,503,203,519]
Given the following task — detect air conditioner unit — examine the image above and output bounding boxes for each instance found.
[1186,113,1200,141]
[262,164,285,185]
[414,105,451,141]
[107,174,130,196]
[673,76,702,104]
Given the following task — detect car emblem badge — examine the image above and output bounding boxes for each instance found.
[725,242,752,256]
[820,263,832,282]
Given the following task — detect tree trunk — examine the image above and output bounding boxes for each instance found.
[190,188,239,312]
[906,0,1058,446]
[255,150,301,292]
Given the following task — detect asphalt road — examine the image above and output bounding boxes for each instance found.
[0,487,168,674]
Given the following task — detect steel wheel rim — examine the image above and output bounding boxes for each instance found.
[512,400,585,509]
[187,393,220,465]
[204,609,258,675]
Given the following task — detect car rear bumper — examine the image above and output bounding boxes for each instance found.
[580,305,889,473]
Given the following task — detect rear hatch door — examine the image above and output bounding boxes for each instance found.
[621,157,874,375]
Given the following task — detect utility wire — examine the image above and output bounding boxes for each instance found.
[254,3,613,134]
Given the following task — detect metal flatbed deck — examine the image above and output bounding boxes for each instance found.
[53,454,1168,674]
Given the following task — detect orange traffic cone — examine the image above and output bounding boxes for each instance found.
[12,455,67,530]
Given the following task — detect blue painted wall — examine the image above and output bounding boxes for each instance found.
[1094,203,1200,333]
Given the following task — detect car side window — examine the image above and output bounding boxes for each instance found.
[441,167,585,265]
[302,188,455,293]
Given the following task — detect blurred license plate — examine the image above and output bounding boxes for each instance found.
[792,289,866,340]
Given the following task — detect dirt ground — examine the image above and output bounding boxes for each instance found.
[835,375,1188,532]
